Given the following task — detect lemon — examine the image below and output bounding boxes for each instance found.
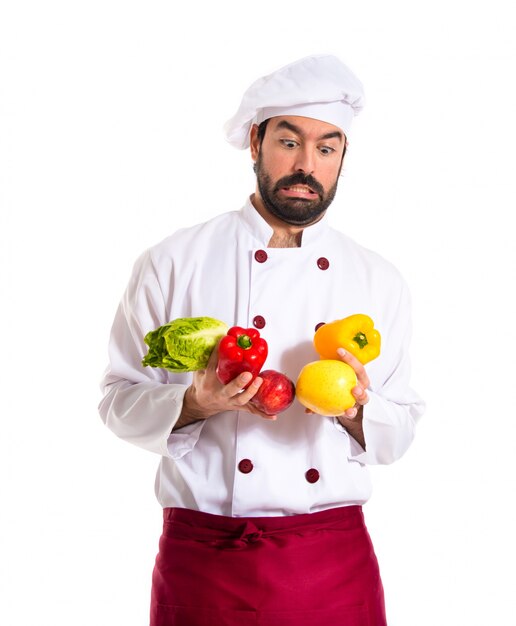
[296,360,357,416]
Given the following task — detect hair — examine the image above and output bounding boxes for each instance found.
[257,118,270,145]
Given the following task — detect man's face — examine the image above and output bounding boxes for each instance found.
[250,116,346,226]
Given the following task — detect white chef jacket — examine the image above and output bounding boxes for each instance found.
[99,198,425,517]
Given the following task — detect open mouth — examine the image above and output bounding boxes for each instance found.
[279,185,319,199]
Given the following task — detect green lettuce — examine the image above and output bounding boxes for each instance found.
[142,317,228,372]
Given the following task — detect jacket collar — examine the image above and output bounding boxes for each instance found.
[239,196,329,247]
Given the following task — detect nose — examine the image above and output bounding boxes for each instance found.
[293,146,315,175]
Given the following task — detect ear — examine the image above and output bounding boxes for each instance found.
[250,124,260,161]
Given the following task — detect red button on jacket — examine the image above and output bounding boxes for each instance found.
[305,468,320,483]
[253,315,266,329]
[254,250,268,263]
[238,459,254,474]
[317,257,330,270]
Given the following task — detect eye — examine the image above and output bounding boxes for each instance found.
[280,139,299,149]
[319,145,336,156]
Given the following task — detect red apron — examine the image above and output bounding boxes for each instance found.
[150,506,386,626]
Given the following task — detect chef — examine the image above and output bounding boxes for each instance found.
[99,54,425,626]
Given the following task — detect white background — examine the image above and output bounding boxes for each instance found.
[1,1,515,624]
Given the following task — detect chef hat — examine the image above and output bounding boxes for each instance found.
[224,54,365,150]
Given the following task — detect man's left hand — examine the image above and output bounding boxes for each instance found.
[336,347,370,418]
[332,347,369,449]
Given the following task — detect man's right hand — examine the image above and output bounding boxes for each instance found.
[174,343,276,430]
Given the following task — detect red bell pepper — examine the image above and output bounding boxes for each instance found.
[216,326,268,386]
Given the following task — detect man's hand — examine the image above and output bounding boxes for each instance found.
[336,347,370,418]
[173,343,277,431]
[334,347,370,449]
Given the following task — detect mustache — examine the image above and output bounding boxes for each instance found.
[273,173,324,197]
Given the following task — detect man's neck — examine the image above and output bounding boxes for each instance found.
[268,231,302,248]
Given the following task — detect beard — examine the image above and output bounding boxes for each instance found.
[254,152,340,226]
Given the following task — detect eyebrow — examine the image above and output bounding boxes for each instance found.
[275,119,344,142]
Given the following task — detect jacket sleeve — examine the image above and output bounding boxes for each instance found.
[98,249,204,457]
[338,278,425,465]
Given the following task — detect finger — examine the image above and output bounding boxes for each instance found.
[246,403,278,421]
[234,376,263,404]
[336,348,370,389]
[221,371,255,398]
[235,379,278,420]
[351,385,369,406]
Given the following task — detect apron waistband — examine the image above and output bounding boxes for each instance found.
[162,506,364,550]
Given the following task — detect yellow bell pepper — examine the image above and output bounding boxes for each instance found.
[313,313,381,365]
